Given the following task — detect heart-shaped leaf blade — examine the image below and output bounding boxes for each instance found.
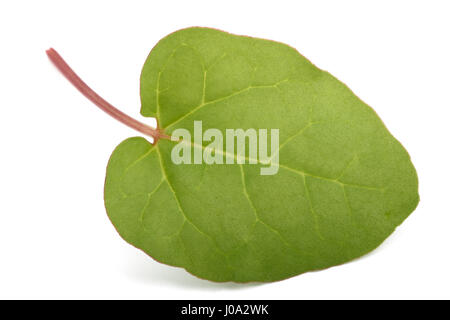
[104,28,419,282]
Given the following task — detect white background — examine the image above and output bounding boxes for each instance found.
[0,0,449,299]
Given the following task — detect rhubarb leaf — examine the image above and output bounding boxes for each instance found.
[104,28,419,282]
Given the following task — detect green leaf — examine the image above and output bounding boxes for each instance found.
[104,27,419,282]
